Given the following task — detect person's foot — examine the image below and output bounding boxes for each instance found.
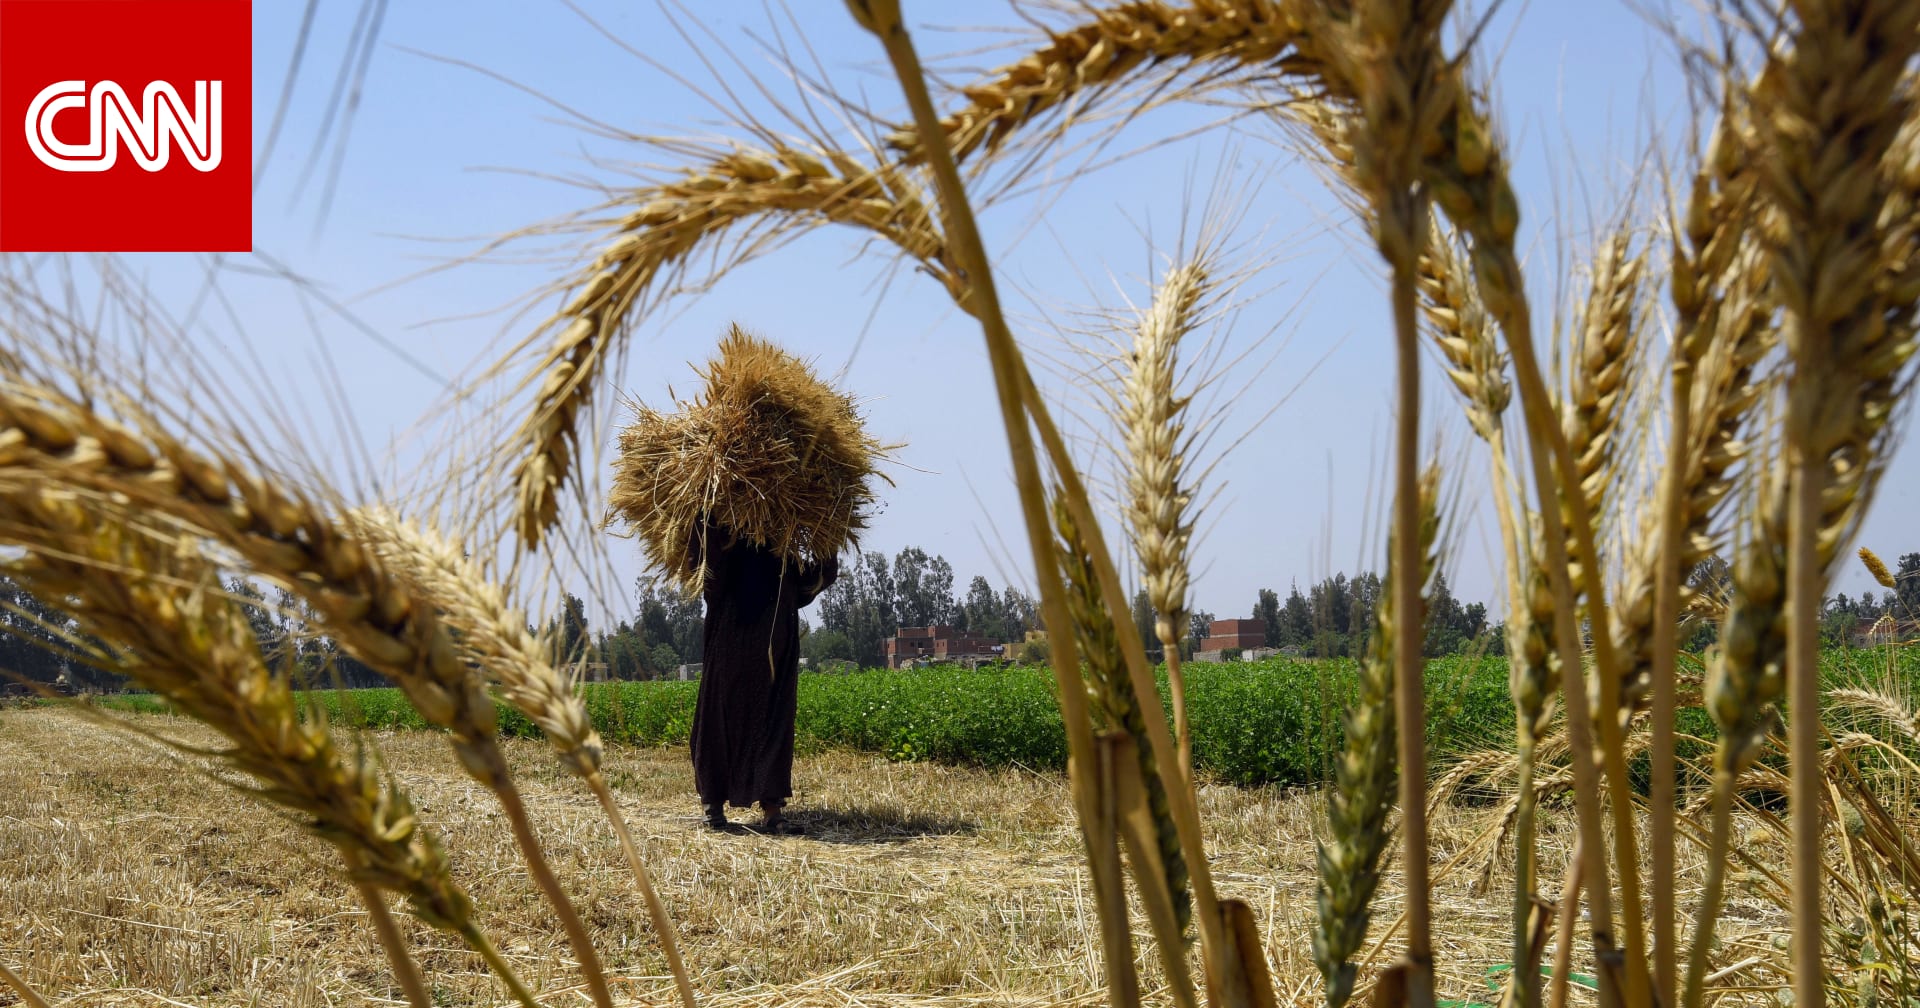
[704,803,732,831]
[758,802,804,835]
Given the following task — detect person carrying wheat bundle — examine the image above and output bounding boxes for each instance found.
[608,326,891,833]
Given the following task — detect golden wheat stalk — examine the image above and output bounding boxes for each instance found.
[848,4,1250,1003]
[1304,3,1458,999]
[886,0,1305,166]
[1408,69,1651,1005]
[840,5,1165,1005]
[346,508,698,1008]
[0,382,618,1008]
[1860,547,1898,589]
[1056,492,1194,1008]
[1314,464,1439,1008]
[1635,103,1767,1007]
[0,489,535,1008]
[1746,6,1920,1003]
[1120,259,1209,783]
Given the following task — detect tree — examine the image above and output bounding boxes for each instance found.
[1424,572,1468,656]
[1131,587,1158,660]
[892,547,958,628]
[635,579,704,665]
[1897,552,1920,615]
[927,556,958,624]
[815,550,897,667]
[961,576,1004,641]
[549,593,591,666]
[801,629,855,668]
[1188,609,1216,656]
[1348,571,1383,658]
[0,576,73,693]
[1001,586,1039,639]
[1282,583,1314,649]
[1254,588,1282,648]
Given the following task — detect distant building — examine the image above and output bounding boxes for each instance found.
[883,624,1004,669]
[1194,618,1271,663]
[1200,618,1266,652]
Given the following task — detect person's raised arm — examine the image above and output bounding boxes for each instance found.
[798,554,839,607]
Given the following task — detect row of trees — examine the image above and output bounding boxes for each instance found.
[580,548,1043,676]
[0,576,387,694]
[7,552,1914,691]
[805,547,1040,669]
[1240,571,1488,659]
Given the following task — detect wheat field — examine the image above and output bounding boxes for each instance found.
[0,705,1803,1008]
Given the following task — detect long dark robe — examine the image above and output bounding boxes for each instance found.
[690,526,837,809]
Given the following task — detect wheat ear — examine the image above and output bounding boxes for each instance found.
[1121,260,1209,783]
[1749,5,1920,1004]
[506,142,958,550]
[346,508,698,1008]
[1314,464,1439,1008]
[1561,227,1646,573]
[0,383,617,1008]
[1860,547,1898,589]
[887,0,1305,165]
[0,490,533,1008]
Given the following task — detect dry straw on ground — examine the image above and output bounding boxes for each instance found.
[3,704,1753,1008]
[606,326,893,591]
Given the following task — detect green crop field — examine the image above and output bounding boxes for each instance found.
[89,648,1920,789]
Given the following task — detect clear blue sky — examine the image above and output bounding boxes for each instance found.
[97,1,1919,627]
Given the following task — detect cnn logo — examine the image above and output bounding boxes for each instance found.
[0,1,250,252]
[26,80,224,174]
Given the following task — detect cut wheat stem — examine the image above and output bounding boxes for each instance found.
[1548,835,1584,1008]
[1745,5,1920,1004]
[1787,456,1825,1008]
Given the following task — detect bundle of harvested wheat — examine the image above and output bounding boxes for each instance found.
[608,325,891,589]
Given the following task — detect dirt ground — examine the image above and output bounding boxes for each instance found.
[0,706,1786,1007]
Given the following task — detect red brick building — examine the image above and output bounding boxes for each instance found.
[883,625,1004,669]
[1199,618,1266,652]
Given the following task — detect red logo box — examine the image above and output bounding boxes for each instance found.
[0,0,251,252]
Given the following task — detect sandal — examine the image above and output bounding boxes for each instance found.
[759,815,805,835]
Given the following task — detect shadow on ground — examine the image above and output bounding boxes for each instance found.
[783,804,979,844]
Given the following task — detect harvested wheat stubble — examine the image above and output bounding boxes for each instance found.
[4,704,1797,1008]
[607,326,894,591]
